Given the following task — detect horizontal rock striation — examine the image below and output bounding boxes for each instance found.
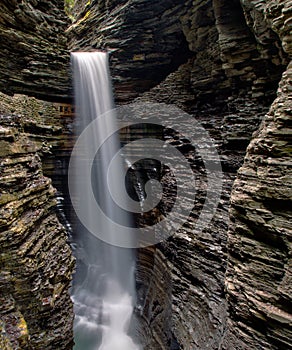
[0,92,75,184]
[132,1,291,349]
[0,0,287,106]
[69,0,289,106]
[129,0,291,349]
[223,60,292,350]
[0,0,71,101]
[137,0,288,110]
[223,1,292,348]
[68,0,193,102]
[0,114,75,349]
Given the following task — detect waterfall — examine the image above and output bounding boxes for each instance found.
[70,51,140,350]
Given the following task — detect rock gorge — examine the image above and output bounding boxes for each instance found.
[0,0,291,349]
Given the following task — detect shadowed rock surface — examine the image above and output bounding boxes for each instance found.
[0,112,75,349]
[129,1,291,349]
[222,2,292,348]
[68,0,193,102]
[223,57,292,350]
[0,0,71,101]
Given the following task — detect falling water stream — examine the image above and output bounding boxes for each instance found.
[70,52,140,350]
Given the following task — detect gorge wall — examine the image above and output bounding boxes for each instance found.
[222,2,292,348]
[0,1,75,346]
[0,0,71,101]
[0,104,75,349]
[0,0,291,349]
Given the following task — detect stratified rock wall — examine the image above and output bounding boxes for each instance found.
[222,1,292,348]
[0,114,75,349]
[68,0,193,102]
[0,2,75,347]
[132,1,290,348]
[223,60,292,350]
[0,0,71,101]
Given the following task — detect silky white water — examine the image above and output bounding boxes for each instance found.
[70,51,140,350]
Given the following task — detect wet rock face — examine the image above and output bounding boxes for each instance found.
[69,0,288,106]
[222,2,292,348]
[0,114,75,349]
[0,0,71,101]
[223,62,292,350]
[124,0,291,349]
[68,0,193,102]
[0,0,288,105]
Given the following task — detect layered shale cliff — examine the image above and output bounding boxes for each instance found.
[0,1,75,345]
[223,55,292,350]
[0,112,74,349]
[0,0,71,101]
[223,2,292,348]
[68,0,193,102]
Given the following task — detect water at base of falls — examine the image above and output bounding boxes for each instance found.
[72,273,138,350]
[70,51,141,350]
